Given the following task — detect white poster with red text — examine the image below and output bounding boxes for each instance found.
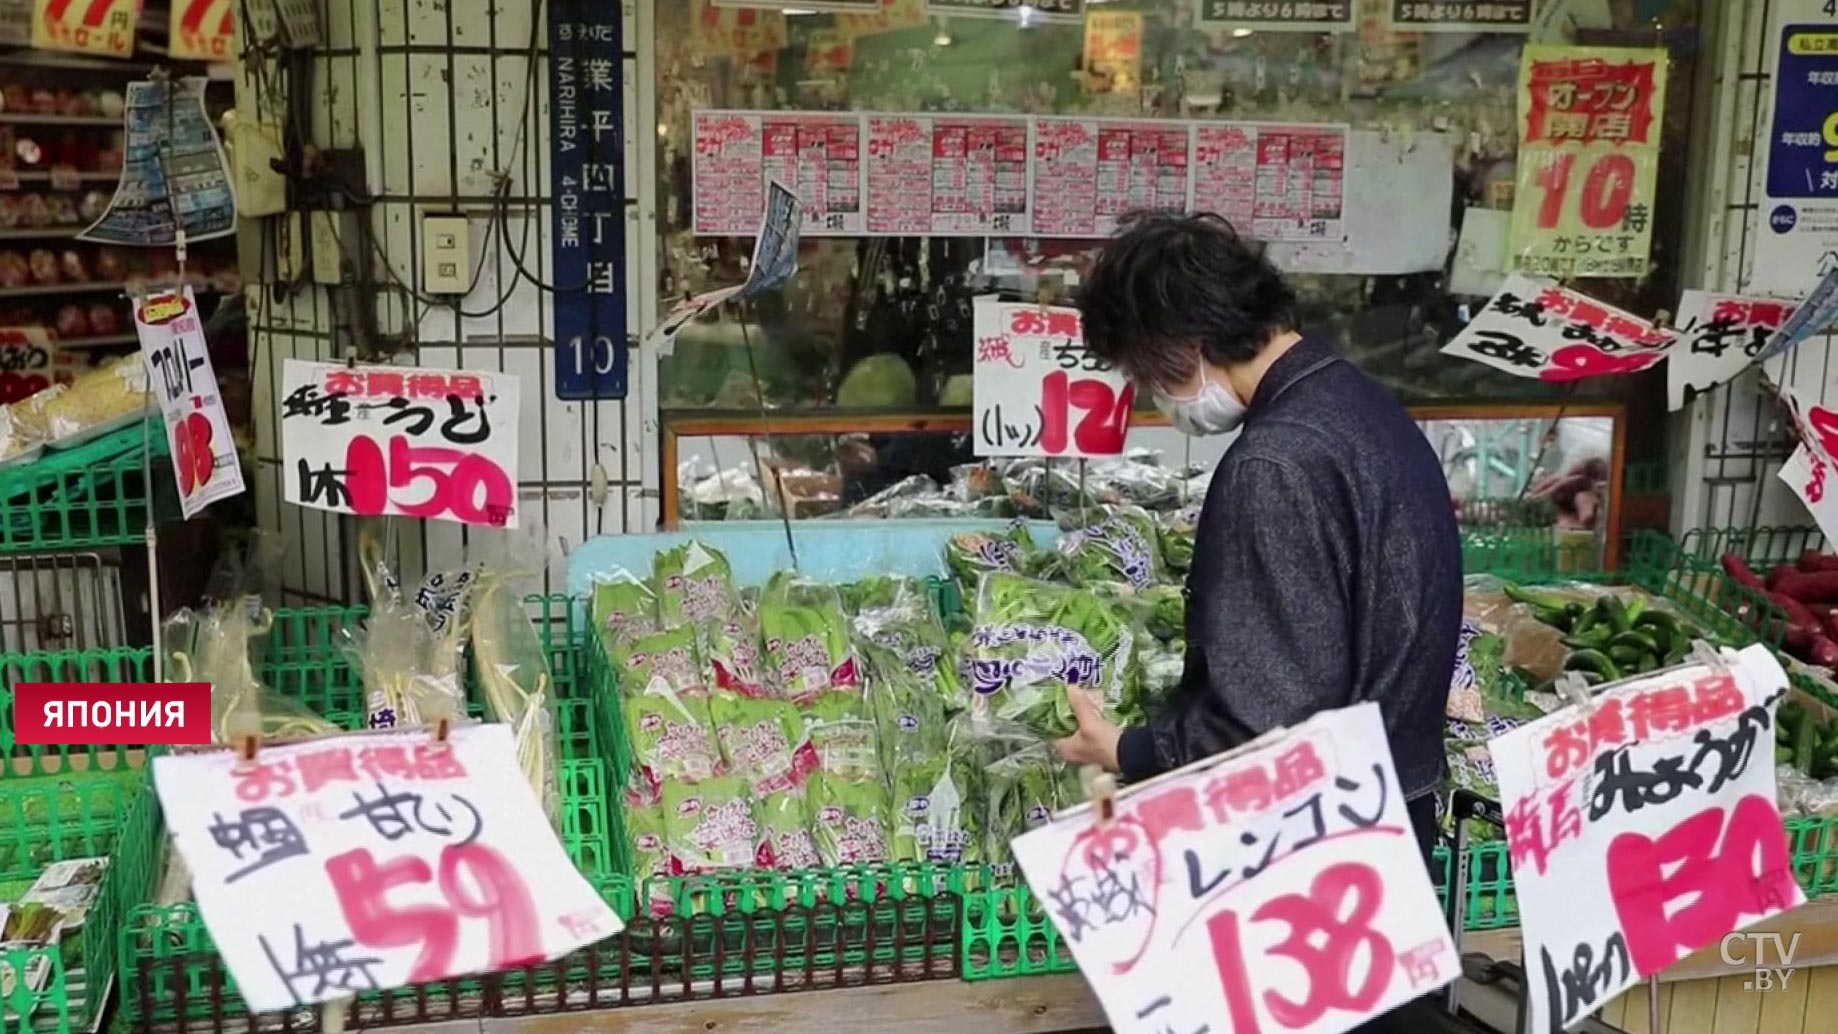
[864,113,1031,236]
[279,359,520,529]
[1441,275,1677,382]
[971,297,1133,458]
[1487,646,1802,1034]
[1781,444,1838,547]
[691,110,862,236]
[153,725,622,1012]
[134,286,244,519]
[1011,703,1457,1034]
[1668,290,1795,411]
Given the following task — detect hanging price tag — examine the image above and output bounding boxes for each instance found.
[1509,46,1668,278]
[134,287,244,518]
[1011,704,1457,1034]
[152,725,623,1012]
[279,358,521,528]
[1441,274,1677,381]
[0,326,56,405]
[1487,646,1802,1034]
[31,0,135,58]
[971,297,1133,458]
[169,0,233,60]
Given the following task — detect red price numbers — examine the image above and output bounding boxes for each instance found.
[172,411,217,497]
[1039,371,1134,457]
[1532,151,1638,232]
[326,842,542,982]
[1809,455,1827,505]
[1208,862,1395,1034]
[1807,405,1838,465]
[345,434,514,527]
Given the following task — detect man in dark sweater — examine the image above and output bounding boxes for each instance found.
[1054,212,1462,869]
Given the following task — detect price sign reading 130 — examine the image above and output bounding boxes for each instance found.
[971,298,1134,460]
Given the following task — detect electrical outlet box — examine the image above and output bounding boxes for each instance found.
[310,210,342,285]
[422,214,470,295]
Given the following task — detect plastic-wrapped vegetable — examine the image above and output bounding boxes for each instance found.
[801,691,880,781]
[981,737,1063,870]
[654,541,737,626]
[704,614,769,696]
[616,626,709,699]
[40,353,146,445]
[592,570,660,650]
[963,572,1136,740]
[711,692,803,794]
[809,770,891,866]
[855,590,961,761]
[164,602,337,742]
[623,779,674,915]
[945,524,1037,588]
[1158,506,1200,573]
[841,574,925,615]
[471,569,561,828]
[1054,507,1162,590]
[1129,639,1185,724]
[624,689,722,788]
[663,776,759,872]
[890,723,980,864]
[761,577,861,700]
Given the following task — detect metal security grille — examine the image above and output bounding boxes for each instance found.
[1678,0,1838,534]
[243,0,652,603]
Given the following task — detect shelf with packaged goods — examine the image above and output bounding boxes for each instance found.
[0,113,119,127]
[0,281,224,299]
[0,226,85,240]
[1,170,119,183]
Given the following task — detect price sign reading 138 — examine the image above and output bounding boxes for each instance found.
[971,298,1133,460]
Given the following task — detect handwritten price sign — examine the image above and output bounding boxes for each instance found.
[32,0,136,57]
[1487,645,1802,1034]
[1441,274,1677,382]
[972,298,1133,459]
[1667,291,1796,411]
[152,725,621,1012]
[0,327,56,405]
[1012,704,1456,1034]
[169,0,233,60]
[134,287,244,518]
[280,359,520,528]
[1510,46,1667,278]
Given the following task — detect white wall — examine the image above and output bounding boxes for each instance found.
[243,0,659,602]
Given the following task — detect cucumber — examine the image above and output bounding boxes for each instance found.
[1603,597,1632,635]
[1635,611,1680,636]
[1609,630,1661,655]
[1609,645,1643,666]
[1564,649,1622,682]
[1624,595,1648,626]
[1796,714,1819,774]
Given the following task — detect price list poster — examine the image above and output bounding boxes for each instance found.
[692,110,862,236]
[864,114,1031,235]
[1193,123,1349,243]
[1030,119,1190,238]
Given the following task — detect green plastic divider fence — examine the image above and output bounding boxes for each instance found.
[1676,524,1827,567]
[0,420,167,554]
[1,649,153,779]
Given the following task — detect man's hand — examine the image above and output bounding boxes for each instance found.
[1055,690,1123,772]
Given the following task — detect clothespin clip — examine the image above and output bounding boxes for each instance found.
[1555,672,1593,710]
[321,996,352,1034]
[1085,765,1117,828]
[226,711,263,771]
[427,701,455,754]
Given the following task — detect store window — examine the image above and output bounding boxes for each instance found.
[652,0,1699,547]
[655,0,1703,409]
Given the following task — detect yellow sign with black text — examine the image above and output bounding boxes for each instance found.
[32,0,135,58]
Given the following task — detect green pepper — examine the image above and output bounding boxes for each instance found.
[1602,597,1632,635]
[1637,652,1659,673]
[1609,630,1660,655]
[1609,644,1643,666]
[1634,610,1679,636]
[1504,582,1571,611]
[1623,594,1648,626]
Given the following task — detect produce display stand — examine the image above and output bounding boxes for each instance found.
[0,418,169,1034]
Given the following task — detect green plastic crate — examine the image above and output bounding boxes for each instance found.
[1676,524,1827,568]
[1,649,152,780]
[0,420,167,554]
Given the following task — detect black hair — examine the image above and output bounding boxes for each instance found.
[1076,211,1298,388]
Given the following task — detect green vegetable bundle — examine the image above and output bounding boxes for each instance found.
[663,776,761,872]
[963,572,1135,740]
[1504,583,1702,687]
[1054,506,1163,590]
[592,571,660,651]
[945,523,1035,589]
[1158,507,1200,573]
[809,770,892,866]
[655,541,738,626]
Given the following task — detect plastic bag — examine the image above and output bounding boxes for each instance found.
[592,569,660,651]
[1157,506,1200,573]
[654,541,738,626]
[890,735,981,865]
[761,576,861,700]
[704,614,770,697]
[809,770,891,866]
[471,567,561,828]
[963,572,1135,740]
[164,602,337,742]
[663,776,759,872]
[341,597,467,731]
[980,734,1064,870]
[623,683,721,788]
[944,523,1035,589]
[1053,506,1163,590]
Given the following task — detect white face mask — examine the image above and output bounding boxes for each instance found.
[1154,375,1247,436]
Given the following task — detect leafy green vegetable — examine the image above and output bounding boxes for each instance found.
[801,692,880,781]
[964,573,1135,739]
[980,739,1060,870]
[654,541,737,625]
[711,693,803,794]
[704,616,769,697]
[810,770,892,866]
[945,523,1035,589]
[592,572,659,651]
[1054,507,1162,590]
[615,626,708,699]
[664,776,760,872]
[762,579,861,700]
[891,748,980,864]
[624,690,721,786]
[1158,507,1200,573]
